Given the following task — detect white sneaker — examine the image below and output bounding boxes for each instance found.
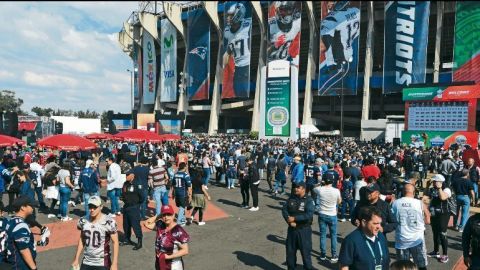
[68,200,76,207]
[339,218,346,222]
[249,207,259,212]
[47,214,56,219]
[57,214,62,219]
[56,201,60,206]
[61,216,73,222]
[198,221,206,226]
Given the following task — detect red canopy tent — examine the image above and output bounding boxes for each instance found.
[114,129,166,143]
[85,133,114,140]
[0,135,26,147]
[37,134,97,151]
[159,134,181,141]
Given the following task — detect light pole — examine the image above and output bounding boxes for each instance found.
[126,69,133,112]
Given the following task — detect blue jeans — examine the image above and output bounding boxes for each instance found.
[274,180,285,194]
[340,198,354,220]
[473,182,479,204]
[153,186,168,216]
[162,188,170,206]
[203,168,211,186]
[227,178,236,188]
[35,187,46,208]
[177,205,186,225]
[83,191,99,220]
[455,195,471,229]
[107,188,121,214]
[59,186,71,218]
[319,214,338,257]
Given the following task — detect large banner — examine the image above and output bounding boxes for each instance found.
[160,19,177,102]
[158,119,182,135]
[142,31,156,105]
[453,2,480,83]
[383,1,430,94]
[318,1,360,96]
[265,60,291,136]
[133,43,140,109]
[402,131,478,149]
[267,1,302,67]
[187,8,210,101]
[222,2,252,99]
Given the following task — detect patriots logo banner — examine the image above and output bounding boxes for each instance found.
[189,47,208,60]
[187,8,210,101]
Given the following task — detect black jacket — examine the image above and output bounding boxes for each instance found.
[246,163,259,184]
[351,199,398,234]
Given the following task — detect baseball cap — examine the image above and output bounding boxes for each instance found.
[12,195,38,210]
[125,169,134,175]
[365,183,380,193]
[388,160,397,166]
[431,174,445,182]
[88,196,102,207]
[161,205,175,215]
[85,159,94,168]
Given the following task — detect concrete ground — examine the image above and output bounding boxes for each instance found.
[2,177,472,270]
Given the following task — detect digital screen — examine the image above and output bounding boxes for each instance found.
[112,119,133,131]
[136,113,155,131]
[408,101,469,131]
[158,120,181,135]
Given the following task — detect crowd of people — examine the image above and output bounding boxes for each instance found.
[0,135,479,269]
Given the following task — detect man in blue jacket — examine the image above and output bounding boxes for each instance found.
[79,159,99,219]
[291,156,305,195]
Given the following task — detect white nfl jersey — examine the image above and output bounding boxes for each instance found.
[391,197,425,250]
[321,7,360,67]
[268,16,301,62]
[77,215,117,267]
[224,18,252,67]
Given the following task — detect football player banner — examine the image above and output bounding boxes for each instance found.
[222,1,252,99]
[187,8,210,101]
[318,1,361,96]
[136,44,143,108]
[383,1,430,94]
[453,2,480,83]
[160,19,177,102]
[142,31,156,105]
[132,43,140,109]
[267,1,302,67]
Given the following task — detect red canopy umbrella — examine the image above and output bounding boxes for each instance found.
[85,133,114,140]
[159,134,181,141]
[114,129,165,143]
[0,134,26,147]
[37,134,97,151]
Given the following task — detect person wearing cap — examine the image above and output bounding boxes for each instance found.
[351,183,398,235]
[72,195,119,270]
[424,174,452,263]
[4,195,38,270]
[439,153,457,187]
[120,169,144,250]
[282,181,314,270]
[132,156,150,220]
[291,156,305,195]
[144,205,190,270]
[80,159,100,220]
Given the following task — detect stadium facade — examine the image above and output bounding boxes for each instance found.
[118,1,459,136]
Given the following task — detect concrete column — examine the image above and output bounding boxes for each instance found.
[163,2,188,116]
[302,2,316,125]
[205,1,222,135]
[433,2,444,83]
[251,2,266,132]
[361,1,374,121]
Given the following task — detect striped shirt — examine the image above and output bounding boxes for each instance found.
[149,166,168,188]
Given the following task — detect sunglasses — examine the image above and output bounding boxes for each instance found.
[88,204,99,210]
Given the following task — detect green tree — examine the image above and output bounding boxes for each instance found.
[0,90,25,113]
[75,109,100,119]
[31,106,54,117]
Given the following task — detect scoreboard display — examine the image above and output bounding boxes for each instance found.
[407,101,469,131]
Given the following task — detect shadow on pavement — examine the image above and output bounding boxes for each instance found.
[217,198,243,208]
[233,251,284,270]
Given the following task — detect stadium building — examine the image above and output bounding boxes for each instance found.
[118,1,460,137]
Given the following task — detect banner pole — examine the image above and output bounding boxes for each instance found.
[361,1,374,121]
[251,1,265,133]
[433,2,444,83]
[302,1,316,126]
